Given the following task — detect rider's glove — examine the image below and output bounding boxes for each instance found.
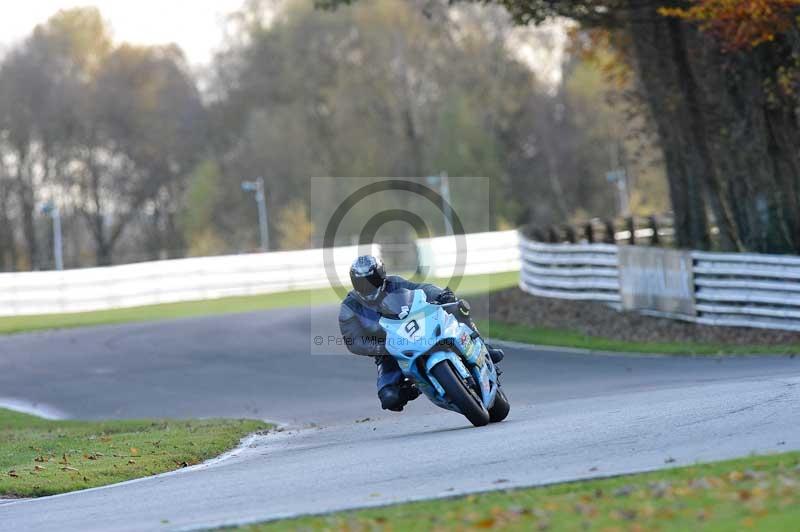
[435,287,457,304]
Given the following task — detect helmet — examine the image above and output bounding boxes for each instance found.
[349,255,386,302]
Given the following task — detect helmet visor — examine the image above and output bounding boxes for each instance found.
[352,271,385,301]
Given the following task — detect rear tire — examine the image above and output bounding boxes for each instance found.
[430,361,490,427]
[488,387,510,423]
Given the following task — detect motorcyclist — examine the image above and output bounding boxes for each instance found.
[338,255,505,412]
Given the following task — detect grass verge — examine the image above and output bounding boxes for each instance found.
[483,320,800,356]
[0,408,269,498]
[233,452,800,531]
[0,271,519,336]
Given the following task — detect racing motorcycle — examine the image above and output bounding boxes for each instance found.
[377,288,510,427]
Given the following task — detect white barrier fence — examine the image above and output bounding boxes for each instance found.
[0,229,521,318]
[417,230,521,278]
[692,251,800,331]
[519,233,800,332]
[519,239,621,304]
[0,244,378,317]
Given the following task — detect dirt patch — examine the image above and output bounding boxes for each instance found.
[471,288,800,346]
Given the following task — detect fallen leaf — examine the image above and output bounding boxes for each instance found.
[130,448,139,456]
[34,465,45,472]
[474,517,496,528]
[61,466,79,473]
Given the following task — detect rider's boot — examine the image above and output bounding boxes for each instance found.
[486,344,504,364]
[378,381,420,412]
[376,356,419,411]
[378,385,405,411]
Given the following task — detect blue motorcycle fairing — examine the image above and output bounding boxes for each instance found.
[378,288,499,413]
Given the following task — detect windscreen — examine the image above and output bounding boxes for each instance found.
[379,289,416,319]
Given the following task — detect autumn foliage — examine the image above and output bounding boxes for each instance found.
[659,0,800,50]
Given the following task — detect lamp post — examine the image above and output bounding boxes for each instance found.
[241,177,270,252]
[426,172,453,236]
[41,201,64,271]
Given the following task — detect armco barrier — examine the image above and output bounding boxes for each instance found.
[519,233,800,332]
[0,229,522,318]
[519,238,620,304]
[692,251,800,332]
[0,244,378,317]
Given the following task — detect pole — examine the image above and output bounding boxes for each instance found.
[42,202,64,270]
[52,205,63,270]
[255,177,269,252]
[242,178,270,252]
[440,172,453,236]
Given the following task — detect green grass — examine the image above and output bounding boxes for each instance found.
[233,452,800,531]
[0,408,269,497]
[483,320,800,356]
[0,271,519,336]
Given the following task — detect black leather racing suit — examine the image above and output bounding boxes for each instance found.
[338,275,444,392]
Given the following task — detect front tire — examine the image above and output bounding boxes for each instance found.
[430,361,490,427]
[489,387,510,423]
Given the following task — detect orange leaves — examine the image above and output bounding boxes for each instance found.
[659,0,800,50]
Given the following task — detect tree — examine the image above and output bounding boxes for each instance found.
[210,0,628,245]
[276,199,315,250]
[660,1,800,50]
[181,160,228,257]
[321,0,800,253]
[0,8,207,267]
[0,160,17,271]
[66,43,206,264]
[0,8,107,269]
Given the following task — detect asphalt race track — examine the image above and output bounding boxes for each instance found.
[1,305,800,531]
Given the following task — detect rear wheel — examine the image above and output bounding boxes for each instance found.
[488,387,510,423]
[430,361,490,427]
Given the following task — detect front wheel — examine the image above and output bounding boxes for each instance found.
[430,361,490,427]
[489,387,510,423]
